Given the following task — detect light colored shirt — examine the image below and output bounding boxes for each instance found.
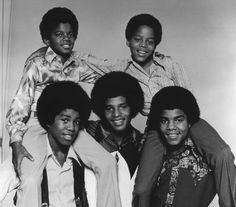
[85,151,137,207]
[6,47,100,143]
[6,49,190,143]
[46,138,81,207]
[83,52,191,116]
[86,120,144,207]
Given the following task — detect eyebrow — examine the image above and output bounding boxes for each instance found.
[161,114,185,119]
[60,114,80,119]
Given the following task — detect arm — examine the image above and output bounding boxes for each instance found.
[6,59,37,175]
[79,53,127,76]
[132,130,165,207]
[190,119,236,207]
[73,130,122,207]
[169,55,236,206]
[0,158,20,203]
[165,55,192,90]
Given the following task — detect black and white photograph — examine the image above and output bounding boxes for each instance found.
[0,0,236,206]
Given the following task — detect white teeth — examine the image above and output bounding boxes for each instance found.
[62,45,70,49]
[64,135,72,140]
[167,133,178,138]
[137,51,147,55]
[113,120,123,125]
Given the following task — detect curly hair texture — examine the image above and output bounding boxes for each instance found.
[148,86,200,130]
[39,7,79,42]
[125,13,162,46]
[91,71,144,119]
[37,81,91,131]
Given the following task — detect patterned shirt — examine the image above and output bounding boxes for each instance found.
[151,138,216,207]
[83,52,191,116]
[6,47,101,143]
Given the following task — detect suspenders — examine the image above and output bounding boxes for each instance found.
[41,158,88,207]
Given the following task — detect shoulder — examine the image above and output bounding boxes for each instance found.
[132,126,142,137]
[131,126,145,148]
[153,51,173,63]
[153,51,180,70]
[25,47,47,64]
[22,47,48,76]
[86,120,100,138]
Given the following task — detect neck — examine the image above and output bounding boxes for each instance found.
[133,56,154,74]
[59,54,70,64]
[103,122,131,146]
[48,134,70,166]
[166,139,187,156]
[112,132,125,146]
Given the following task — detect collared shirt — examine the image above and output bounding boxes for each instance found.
[151,138,216,207]
[83,52,191,116]
[46,137,81,207]
[6,47,101,143]
[86,120,144,176]
[86,120,144,207]
[6,49,190,143]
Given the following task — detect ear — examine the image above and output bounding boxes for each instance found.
[43,39,51,46]
[126,40,130,47]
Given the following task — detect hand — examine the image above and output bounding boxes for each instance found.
[11,141,34,177]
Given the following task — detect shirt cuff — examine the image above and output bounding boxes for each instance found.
[10,133,23,144]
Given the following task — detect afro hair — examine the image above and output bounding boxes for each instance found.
[91,71,144,119]
[39,7,78,42]
[37,81,91,131]
[148,86,200,130]
[125,13,162,46]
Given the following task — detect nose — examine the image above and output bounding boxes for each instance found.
[112,108,121,117]
[62,34,70,40]
[167,120,175,130]
[140,40,147,48]
[67,121,75,131]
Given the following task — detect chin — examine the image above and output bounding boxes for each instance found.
[114,127,126,132]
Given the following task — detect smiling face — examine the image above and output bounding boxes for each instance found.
[159,109,190,146]
[103,96,132,133]
[44,22,76,63]
[126,25,156,71]
[48,109,80,149]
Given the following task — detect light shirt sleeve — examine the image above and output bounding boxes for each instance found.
[79,53,128,75]
[6,59,38,143]
[155,53,192,91]
[171,60,192,90]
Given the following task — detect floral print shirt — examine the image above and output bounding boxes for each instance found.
[152,138,216,207]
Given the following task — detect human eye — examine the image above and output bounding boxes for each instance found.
[160,118,168,125]
[68,32,75,39]
[120,104,128,109]
[61,118,69,123]
[175,117,184,124]
[133,36,142,42]
[147,39,155,46]
[105,106,113,112]
[55,32,64,38]
[74,119,81,126]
